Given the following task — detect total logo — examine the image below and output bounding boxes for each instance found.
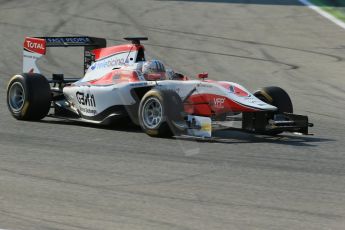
[90,56,125,71]
[24,38,46,55]
[26,40,44,50]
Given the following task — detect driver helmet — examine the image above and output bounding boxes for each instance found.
[142,60,166,80]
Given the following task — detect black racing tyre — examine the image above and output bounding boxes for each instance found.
[138,89,184,137]
[7,73,51,120]
[253,86,293,135]
[254,86,293,114]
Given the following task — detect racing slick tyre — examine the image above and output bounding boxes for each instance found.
[7,73,51,121]
[254,86,293,114]
[139,89,184,138]
[253,86,293,135]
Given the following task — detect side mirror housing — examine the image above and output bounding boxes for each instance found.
[198,72,208,80]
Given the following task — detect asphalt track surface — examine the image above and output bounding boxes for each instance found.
[1,0,345,229]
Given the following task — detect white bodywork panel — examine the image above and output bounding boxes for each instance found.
[23,50,43,73]
[63,79,276,118]
[63,81,156,117]
[156,80,277,111]
[82,51,139,82]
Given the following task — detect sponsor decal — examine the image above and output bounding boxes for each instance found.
[201,122,212,132]
[90,63,97,70]
[45,37,91,44]
[24,37,46,55]
[90,56,125,71]
[213,97,225,109]
[80,107,97,115]
[76,91,96,107]
[23,53,40,60]
[129,82,149,87]
[198,83,213,88]
[244,97,258,102]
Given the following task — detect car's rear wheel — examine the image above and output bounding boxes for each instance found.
[7,73,51,120]
[139,89,184,137]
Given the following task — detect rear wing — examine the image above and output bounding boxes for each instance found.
[23,36,106,74]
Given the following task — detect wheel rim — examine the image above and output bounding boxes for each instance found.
[142,97,163,129]
[8,82,25,112]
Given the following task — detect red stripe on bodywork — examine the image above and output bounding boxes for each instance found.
[88,69,140,85]
[186,93,258,116]
[92,44,143,60]
[204,80,249,97]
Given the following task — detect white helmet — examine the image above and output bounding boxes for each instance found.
[142,60,166,80]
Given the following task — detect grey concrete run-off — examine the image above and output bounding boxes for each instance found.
[0,0,345,229]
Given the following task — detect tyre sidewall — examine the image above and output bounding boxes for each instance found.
[254,86,293,114]
[253,86,293,135]
[139,89,184,137]
[7,74,51,120]
[139,90,170,137]
[7,75,29,120]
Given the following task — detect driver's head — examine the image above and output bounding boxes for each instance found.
[142,60,166,80]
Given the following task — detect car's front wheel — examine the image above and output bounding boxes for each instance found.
[138,89,184,137]
[254,86,293,114]
[242,86,295,135]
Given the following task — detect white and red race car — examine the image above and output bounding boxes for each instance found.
[6,36,313,138]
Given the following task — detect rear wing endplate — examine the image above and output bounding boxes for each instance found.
[23,36,106,74]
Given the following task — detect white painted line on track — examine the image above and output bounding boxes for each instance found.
[299,0,345,30]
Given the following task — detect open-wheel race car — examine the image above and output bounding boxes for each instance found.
[6,36,313,138]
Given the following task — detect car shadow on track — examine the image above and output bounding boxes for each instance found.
[177,129,334,147]
[40,117,144,133]
[40,118,333,147]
